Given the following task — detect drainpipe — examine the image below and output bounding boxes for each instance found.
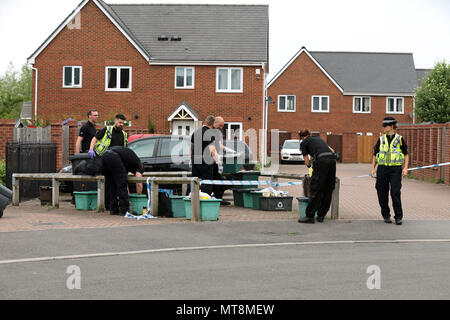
[261,62,267,168]
[30,66,38,121]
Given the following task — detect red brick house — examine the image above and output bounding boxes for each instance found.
[27,0,269,151]
[267,47,418,162]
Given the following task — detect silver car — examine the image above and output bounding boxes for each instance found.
[280,139,304,163]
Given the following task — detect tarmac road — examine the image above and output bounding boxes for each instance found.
[1,220,449,300]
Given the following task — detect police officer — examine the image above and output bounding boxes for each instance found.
[371,117,409,225]
[88,113,128,211]
[102,146,143,216]
[298,129,337,224]
[211,116,230,205]
[191,115,220,196]
[88,114,128,158]
[75,110,98,153]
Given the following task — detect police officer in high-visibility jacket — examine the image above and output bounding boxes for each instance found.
[88,113,128,212]
[371,117,409,225]
[88,114,128,158]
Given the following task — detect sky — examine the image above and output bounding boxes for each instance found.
[0,0,449,80]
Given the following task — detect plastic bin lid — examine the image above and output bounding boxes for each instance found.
[69,153,91,161]
[261,196,293,199]
[129,193,147,198]
[232,188,260,192]
[296,196,309,200]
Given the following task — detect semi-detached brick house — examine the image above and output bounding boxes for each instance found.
[267,47,419,162]
[27,0,269,156]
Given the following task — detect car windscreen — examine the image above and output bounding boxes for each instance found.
[160,137,190,158]
[128,139,157,158]
[283,141,300,149]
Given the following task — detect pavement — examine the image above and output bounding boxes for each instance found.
[1,163,449,301]
[0,163,448,233]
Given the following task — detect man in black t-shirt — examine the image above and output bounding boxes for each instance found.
[299,129,337,224]
[102,146,143,216]
[75,110,99,153]
[190,115,220,195]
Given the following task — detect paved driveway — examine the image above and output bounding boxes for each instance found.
[0,164,448,233]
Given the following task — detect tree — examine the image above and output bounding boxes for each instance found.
[0,62,32,119]
[415,61,450,123]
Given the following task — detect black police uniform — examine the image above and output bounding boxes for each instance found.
[191,126,217,195]
[78,121,97,153]
[373,135,408,221]
[95,126,127,211]
[300,136,337,219]
[102,146,143,215]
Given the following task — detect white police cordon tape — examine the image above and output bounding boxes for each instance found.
[344,162,450,179]
[139,162,450,204]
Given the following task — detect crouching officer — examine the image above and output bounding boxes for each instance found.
[298,129,337,224]
[102,146,143,216]
[371,117,409,225]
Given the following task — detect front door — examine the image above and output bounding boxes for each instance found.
[172,120,193,136]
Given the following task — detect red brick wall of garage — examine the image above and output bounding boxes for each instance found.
[267,51,414,160]
[32,0,264,154]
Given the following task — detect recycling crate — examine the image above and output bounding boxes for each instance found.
[184,198,222,221]
[170,195,186,218]
[73,191,97,210]
[129,194,148,215]
[259,196,293,211]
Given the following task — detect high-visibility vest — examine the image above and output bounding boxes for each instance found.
[94,126,127,156]
[376,133,405,166]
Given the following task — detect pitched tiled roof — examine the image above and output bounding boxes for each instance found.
[309,51,418,94]
[104,2,269,63]
[269,48,418,95]
[28,0,269,64]
[416,68,431,86]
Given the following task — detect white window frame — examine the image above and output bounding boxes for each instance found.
[175,67,195,89]
[225,122,243,140]
[216,67,243,93]
[353,96,371,113]
[277,95,296,112]
[63,66,82,88]
[105,66,132,92]
[311,95,330,113]
[386,97,404,114]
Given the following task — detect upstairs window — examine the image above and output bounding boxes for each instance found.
[175,67,194,89]
[278,95,296,112]
[217,67,243,93]
[312,96,329,112]
[106,67,132,91]
[63,66,82,88]
[353,96,371,113]
[386,97,404,114]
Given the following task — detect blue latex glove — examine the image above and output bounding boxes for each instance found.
[88,149,96,159]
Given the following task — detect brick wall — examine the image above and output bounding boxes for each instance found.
[398,123,450,185]
[0,119,16,160]
[32,0,264,155]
